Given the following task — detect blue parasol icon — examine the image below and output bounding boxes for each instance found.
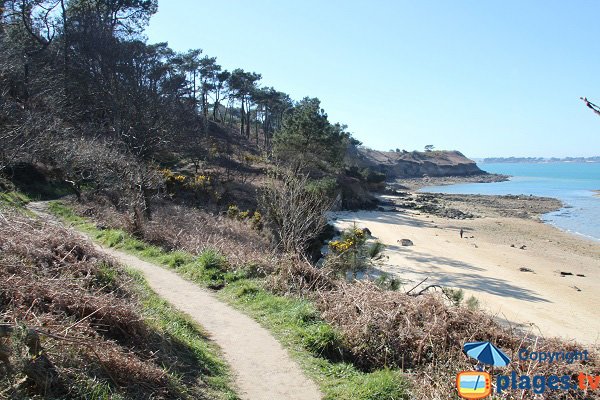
[463,341,511,367]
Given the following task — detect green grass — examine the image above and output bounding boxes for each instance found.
[0,191,31,208]
[48,201,410,400]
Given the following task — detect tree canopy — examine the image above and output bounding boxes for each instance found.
[273,98,350,174]
[0,0,360,226]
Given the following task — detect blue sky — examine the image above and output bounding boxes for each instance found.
[146,1,600,158]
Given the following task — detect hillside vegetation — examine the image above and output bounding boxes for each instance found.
[0,204,237,399]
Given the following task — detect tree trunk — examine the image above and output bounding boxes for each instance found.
[213,91,220,120]
[245,103,251,139]
[240,99,245,136]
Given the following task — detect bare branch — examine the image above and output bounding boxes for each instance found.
[580,97,600,117]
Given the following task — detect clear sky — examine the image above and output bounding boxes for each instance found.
[146,1,600,158]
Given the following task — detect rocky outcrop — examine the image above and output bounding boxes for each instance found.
[346,146,486,179]
[336,174,379,210]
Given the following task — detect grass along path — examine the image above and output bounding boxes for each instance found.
[30,201,322,400]
[43,200,409,400]
[124,268,239,400]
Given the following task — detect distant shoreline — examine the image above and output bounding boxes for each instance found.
[480,157,600,164]
[389,173,509,191]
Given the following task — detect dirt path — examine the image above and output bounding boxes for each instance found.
[28,202,322,400]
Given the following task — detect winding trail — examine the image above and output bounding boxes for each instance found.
[28,202,322,400]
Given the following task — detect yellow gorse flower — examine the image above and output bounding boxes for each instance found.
[195,175,210,184]
[160,168,187,183]
[329,238,355,253]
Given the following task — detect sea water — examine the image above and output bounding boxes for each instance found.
[420,163,600,241]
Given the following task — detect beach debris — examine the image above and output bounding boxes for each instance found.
[519,267,535,273]
[472,243,478,248]
[398,239,414,246]
[560,271,573,277]
[577,274,586,277]
[406,277,429,295]
[519,245,527,250]
[573,286,582,292]
[510,244,515,248]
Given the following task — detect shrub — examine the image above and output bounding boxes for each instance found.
[197,249,228,271]
[227,204,239,219]
[237,210,250,220]
[442,287,464,306]
[260,168,333,256]
[466,295,480,310]
[163,251,192,269]
[374,273,401,291]
[250,211,263,230]
[326,225,376,279]
[305,177,338,197]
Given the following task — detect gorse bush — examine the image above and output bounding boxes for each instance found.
[250,211,263,230]
[227,205,263,230]
[227,204,239,219]
[326,225,383,279]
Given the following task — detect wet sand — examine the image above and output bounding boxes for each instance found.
[330,194,600,344]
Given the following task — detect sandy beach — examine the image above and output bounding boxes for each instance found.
[331,193,600,345]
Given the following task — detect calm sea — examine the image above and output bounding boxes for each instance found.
[420,163,600,241]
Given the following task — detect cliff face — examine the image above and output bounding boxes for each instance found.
[347,147,485,179]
